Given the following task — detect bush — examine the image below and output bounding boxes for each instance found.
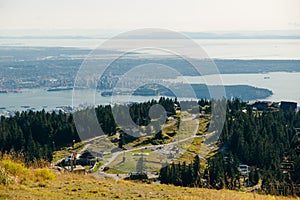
[34,168,56,181]
[0,159,28,176]
[0,167,13,185]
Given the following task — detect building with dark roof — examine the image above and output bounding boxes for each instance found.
[280,101,297,112]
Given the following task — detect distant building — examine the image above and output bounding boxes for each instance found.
[280,101,297,112]
[252,101,271,110]
[247,101,279,111]
[249,101,278,111]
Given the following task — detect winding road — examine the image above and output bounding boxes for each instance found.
[91,113,210,180]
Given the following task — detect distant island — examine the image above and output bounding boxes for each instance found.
[133,84,272,101]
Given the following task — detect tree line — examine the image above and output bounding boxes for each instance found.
[159,155,202,187]
[159,99,300,196]
[0,97,176,164]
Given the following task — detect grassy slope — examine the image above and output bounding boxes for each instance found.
[105,114,213,174]
[1,172,299,200]
[1,173,299,200]
[0,158,298,200]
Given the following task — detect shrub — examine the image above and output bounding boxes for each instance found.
[34,168,56,181]
[0,159,28,176]
[0,166,14,185]
[0,167,13,185]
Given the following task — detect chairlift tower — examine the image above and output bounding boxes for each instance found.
[238,164,250,187]
[280,157,295,195]
[280,127,299,174]
[280,161,294,174]
[278,129,297,193]
[122,151,126,163]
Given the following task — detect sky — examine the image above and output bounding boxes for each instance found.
[0,0,300,35]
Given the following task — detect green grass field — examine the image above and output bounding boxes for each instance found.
[107,150,163,174]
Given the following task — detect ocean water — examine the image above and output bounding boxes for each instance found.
[0,72,299,112]
[0,88,162,112]
[0,38,299,111]
[0,38,300,60]
[170,72,300,104]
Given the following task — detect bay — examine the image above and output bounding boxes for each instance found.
[170,72,300,104]
[0,72,299,112]
[0,38,300,60]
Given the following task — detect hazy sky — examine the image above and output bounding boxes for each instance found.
[0,0,299,33]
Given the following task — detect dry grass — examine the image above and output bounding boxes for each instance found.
[0,154,298,200]
[0,153,56,187]
[1,172,298,200]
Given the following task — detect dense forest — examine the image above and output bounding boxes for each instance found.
[0,109,77,163]
[159,99,300,196]
[0,97,175,163]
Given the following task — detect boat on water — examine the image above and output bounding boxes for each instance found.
[47,87,73,92]
[0,89,21,93]
[101,91,113,97]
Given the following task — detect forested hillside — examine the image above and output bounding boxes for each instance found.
[0,97,175,163]
[159,99,300,196]
[1,98,299,196]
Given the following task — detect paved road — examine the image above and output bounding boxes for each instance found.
[92,113,209,179]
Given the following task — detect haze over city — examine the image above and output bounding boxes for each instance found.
[0,0,299,36]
